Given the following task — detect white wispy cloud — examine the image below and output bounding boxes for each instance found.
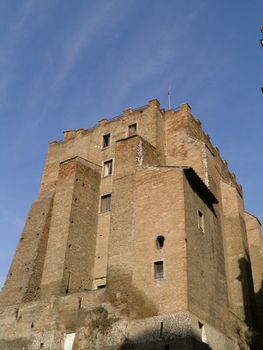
[100,3,206,107]
[53,0,132,86]
[0,0,56,110]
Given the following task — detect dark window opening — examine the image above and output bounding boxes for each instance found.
[98,284,107,289]
[128,123,137,136]
[154,261,164,279]
[15,309,19,320]
[159,321,163,338]
[102,133,111,148]
[198,210,204,232]
[156,235,165,249]
[103,159,113,177]
[100,194,112,212]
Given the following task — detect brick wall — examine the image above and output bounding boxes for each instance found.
[0,192,54,305]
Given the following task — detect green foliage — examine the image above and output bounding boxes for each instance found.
[94,306,108,315]
[241,328,263,350]
[91,306,119,335]
[92,317,118,335]
[244,331,253,346]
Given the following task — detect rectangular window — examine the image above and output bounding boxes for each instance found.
[154,261,164,279]
[128,123,137,136]
[100,194,112,212]
[102,133,111,148]
[198,210,204,232]
[103,159,113,177]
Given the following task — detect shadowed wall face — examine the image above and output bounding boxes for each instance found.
[244,212,263,331]
[220,181,255,327]
[184,174,229,336]
[244,212,263,294]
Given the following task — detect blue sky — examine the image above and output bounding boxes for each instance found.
[0,0,263,288]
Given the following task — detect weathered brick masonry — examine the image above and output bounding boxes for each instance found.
[0,99,262,349]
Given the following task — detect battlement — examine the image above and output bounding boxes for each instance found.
[43,99,241,196]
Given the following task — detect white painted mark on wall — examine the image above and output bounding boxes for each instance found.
[201,325,208,344]
[64,333,76,350]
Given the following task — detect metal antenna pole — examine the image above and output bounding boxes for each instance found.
[168,87,171,109]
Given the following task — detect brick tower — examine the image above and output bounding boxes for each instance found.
[0,99,262,350]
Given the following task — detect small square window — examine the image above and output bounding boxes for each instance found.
[128,123,137,136]
[100,194,112,212]
[154,261,164,279]
[102,133,111,148]
[103,160,113,177]
[198,210,204,232]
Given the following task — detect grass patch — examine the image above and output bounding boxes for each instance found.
[91,306,119,335]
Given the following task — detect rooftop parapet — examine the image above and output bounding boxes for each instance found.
[48,99,242,193]
[59,99,181,143]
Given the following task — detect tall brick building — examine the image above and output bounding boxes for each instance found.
[0,99,263,349]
